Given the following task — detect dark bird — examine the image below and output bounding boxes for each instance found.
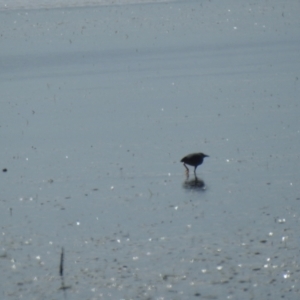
[181,152,209,176]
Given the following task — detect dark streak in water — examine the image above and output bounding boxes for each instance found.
[59,247,71,292]
[60,247,64,277]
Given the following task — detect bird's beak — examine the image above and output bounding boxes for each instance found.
[204,154,209,157]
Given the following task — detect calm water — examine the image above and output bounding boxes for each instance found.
[1,1,300,299]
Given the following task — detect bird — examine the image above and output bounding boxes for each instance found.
[180,152,209,176]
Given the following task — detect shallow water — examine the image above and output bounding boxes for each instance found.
[1,1,300,299]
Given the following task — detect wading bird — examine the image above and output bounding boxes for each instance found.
[181,152,209,176]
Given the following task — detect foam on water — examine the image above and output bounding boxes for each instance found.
[0,0,175,11]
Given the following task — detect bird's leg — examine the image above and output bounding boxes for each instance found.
[194,166,197,177]
[183,163,189,175]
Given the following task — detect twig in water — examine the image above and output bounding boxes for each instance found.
[59,247,71,292]
[60,247,64,277]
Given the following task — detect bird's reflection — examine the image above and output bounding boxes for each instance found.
[182,174,206,190]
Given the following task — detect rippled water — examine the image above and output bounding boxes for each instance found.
[0,0,175,11]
